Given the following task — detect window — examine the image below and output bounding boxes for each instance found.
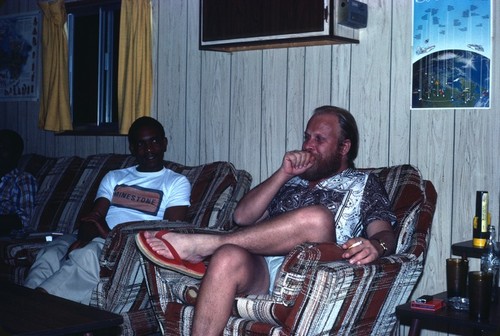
[67,0,120,134]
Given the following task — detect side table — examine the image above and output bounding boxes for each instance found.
[451,239,497,259]
[396,290,500,336]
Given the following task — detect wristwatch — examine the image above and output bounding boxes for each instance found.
[372,239,388,256]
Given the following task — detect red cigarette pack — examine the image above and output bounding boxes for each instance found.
[410,298,445,311]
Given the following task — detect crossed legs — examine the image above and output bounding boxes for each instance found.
[143,205,335,335]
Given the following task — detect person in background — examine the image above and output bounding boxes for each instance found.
[0,129,37,236]
[137,106,397,336]
[24,116,191,305]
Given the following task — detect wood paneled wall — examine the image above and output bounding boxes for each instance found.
[1,1,499,334]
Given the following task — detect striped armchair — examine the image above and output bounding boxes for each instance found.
[142,164,437,335]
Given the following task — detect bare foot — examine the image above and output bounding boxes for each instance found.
[143,231,208,263]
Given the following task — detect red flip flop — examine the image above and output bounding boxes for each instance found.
[135,230,206,279]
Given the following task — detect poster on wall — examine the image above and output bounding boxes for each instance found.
[0,12,40,101]
[412,0,491,109]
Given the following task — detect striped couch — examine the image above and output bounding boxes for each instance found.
[0,153,252,335]
[136,164,437,335]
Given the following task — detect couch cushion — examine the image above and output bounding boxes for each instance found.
[27,154,137,234]
[18,154,61,187]
[19,155,251,234]
[360,164,424,244]
[164,161,252,230]
[27,155,85,233]
[72,154,138,227]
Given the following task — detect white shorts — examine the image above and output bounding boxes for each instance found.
[264,255,285,293]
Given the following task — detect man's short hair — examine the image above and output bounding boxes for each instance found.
[313,105,359,168]
[128,116,166,144]
[0,129,24,162]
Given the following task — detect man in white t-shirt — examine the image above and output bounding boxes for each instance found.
[24,117,191,304]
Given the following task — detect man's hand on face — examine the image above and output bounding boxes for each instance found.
[282,150,316,177]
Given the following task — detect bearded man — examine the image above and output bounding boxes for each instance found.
[136,105,397,336]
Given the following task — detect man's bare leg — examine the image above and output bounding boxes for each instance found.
[191,244,269,336]
[144,205,335,263]
[142,206,334,334]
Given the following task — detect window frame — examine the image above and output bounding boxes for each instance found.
[62,0,122,136]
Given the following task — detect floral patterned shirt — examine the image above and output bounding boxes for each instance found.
[268,168,396,244]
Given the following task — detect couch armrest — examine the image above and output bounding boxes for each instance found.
[258,242,423,335]
[285,256,422,335]
[95,220,208,314]
[98,221,224,307]
[100,220,198,273]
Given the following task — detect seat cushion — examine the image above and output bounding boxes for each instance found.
[164,161,252,230]
[360,164,424,242]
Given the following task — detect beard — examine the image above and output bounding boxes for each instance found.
[299,150,343,182]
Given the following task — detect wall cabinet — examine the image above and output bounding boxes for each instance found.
[200,0,360,52]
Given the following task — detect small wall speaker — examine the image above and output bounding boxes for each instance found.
[338,0,368,29]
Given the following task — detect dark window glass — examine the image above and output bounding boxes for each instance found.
[67,1,120,134]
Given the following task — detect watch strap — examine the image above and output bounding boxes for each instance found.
[372,239,388,256]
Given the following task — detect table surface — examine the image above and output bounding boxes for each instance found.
[396,291,500,333]
[0,281,123,336]
[451,239,498,259]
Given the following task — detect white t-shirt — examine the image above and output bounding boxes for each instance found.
[96,166,191,229]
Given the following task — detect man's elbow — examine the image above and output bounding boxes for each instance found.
[233,207,256,226]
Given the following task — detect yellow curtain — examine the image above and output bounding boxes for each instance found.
[117,0,153,134]
[38,0,72,132]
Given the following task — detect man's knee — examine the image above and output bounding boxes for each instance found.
[207,245,268,293]
[298,205,333,225]
[295,206,334,239]
[208,244,254,276]
[67,238,104,269]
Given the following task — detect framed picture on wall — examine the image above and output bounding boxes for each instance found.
[411,0,491,109]
[0,11,41,101]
